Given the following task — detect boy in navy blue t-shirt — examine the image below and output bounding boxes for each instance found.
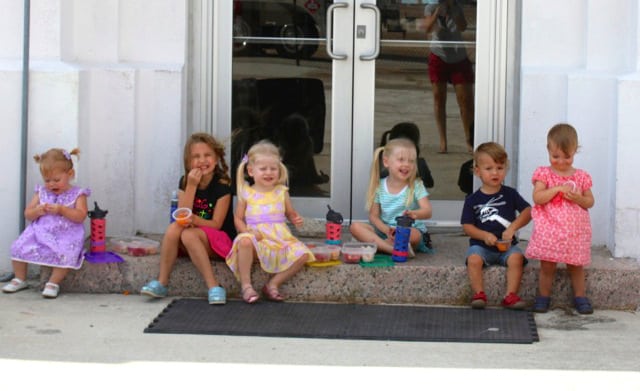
[460,142,531,310]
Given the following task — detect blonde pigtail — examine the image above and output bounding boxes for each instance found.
[235,158,248,200]
[365,146,385,211]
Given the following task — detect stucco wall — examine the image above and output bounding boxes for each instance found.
[0,0,187,273]
[519,0,639,257]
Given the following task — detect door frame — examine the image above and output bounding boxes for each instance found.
[187,0,521,225]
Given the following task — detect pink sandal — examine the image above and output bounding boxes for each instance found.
[241,286,259,304]
[262,285,285,302]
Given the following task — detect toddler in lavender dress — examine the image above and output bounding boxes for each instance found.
[2,148,90,298]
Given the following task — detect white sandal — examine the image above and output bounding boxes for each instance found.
[2,278,28,293]
[42,282,60,298]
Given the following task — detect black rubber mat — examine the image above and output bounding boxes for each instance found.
[144,299,539,344]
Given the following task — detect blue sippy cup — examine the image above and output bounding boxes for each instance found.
[392,214,414,262]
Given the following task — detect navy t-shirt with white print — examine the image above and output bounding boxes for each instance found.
[460,185,530,249]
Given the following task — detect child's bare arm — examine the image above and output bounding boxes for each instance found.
[463,223,498,247]
[284,193,303,228]
[405,196,432,221]
[23,194,45,221]
[502,206,532,240]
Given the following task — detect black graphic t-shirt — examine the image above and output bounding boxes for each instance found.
[179,175,236,238]
[460,185,530,249]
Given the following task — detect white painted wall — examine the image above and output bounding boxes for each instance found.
[0,0,187,273]
[519,0,639,257]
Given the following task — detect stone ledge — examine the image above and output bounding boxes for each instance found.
[40,233,640,310]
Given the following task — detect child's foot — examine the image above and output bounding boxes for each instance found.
[140,280,168,298]
[533,296,551,313]
[470,291,487,309]
[208,286,226,305]
[262,284,285,302]
[42,282,60,299]
[2,278,28,293]
[574,296,593,315]
[501,292,526,310]
[241,285,259,304]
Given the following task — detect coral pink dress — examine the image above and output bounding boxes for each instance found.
[525,166,592,265]
[226,184,314,279]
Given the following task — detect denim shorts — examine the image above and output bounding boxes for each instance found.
[465,244,527,267]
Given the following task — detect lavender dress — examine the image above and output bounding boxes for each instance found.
[11,185,91,269]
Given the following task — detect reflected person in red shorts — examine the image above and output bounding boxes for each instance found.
[424,0,474,154]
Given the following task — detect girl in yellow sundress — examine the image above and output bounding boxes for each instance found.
[226,140,314,303]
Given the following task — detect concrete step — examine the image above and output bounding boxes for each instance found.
[40,232,640,310]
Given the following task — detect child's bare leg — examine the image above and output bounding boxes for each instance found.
[48,267,70,285]
[567,264,586,297]
[505,253,524,295]
[349,222,394,254]
[181,228,219,289]
[268,253,308,290]
[11,260,28,281]
[538,260,557,297]
[466,254,484,293]
[157,223,183,286]
[409,228,423,250]
[237,237,256,289]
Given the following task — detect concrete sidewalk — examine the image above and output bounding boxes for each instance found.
[1,290,639,390]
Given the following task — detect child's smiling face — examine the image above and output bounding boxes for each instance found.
[383,146,417,182]
[189,142,218,177]
[248,153,281,190]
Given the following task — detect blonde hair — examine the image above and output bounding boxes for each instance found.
[182,132,231,188]
[235,140,289,199]
[365,138,417,210]
[34,148,79,177]
[547,123,579,155]
[473,142,509,167]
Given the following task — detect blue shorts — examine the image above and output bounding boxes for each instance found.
[465,244,527,267]
[374,226,432,253]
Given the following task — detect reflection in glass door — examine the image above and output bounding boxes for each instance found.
[229,0,477,223]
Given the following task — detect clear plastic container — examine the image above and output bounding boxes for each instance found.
[109,236,160,256]
[306,241,341,262]
[341,242,377,263]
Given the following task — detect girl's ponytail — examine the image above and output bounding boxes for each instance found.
[365,146,385,210]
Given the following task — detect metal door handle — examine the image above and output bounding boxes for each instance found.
[359,3,380,61]
[326,2,348,60]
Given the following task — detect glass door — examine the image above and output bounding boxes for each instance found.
[227,0,479,223]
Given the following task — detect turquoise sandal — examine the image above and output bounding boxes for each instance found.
[208,286,226,305]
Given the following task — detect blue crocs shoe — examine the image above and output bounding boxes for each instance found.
[208,285,226,305]
[140,280,168,298]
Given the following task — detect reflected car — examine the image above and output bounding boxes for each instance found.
[233,0,321,59]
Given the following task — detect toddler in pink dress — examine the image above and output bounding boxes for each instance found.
[526,124,595,314]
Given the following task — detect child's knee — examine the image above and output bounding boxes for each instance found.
[238,237,253,249]
[466,254,483,269]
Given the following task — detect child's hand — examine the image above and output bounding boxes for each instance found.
[483,233,498,246]
[289,213,304,228]
[404,209,418,220]
[34,204,47,217]
[187,168,203,187]
[44,203,62,215]
[387,226,396,239]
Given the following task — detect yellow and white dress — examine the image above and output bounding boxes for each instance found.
[226,184,314,278]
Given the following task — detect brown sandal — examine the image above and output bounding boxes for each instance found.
[261,285,285,302]
[241,286,259,304]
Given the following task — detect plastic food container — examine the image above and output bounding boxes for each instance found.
[495,239,511,252]
[172,207,192,226]
[306,241,341,262]
[341,242,377,263]
[109,236,160,256]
